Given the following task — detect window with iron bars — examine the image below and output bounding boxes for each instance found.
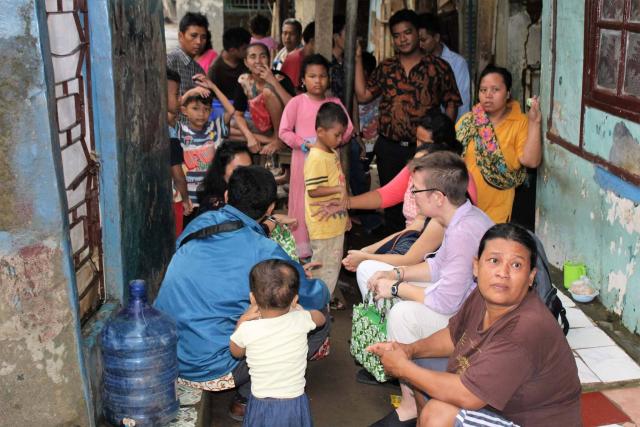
[224,0,271,11]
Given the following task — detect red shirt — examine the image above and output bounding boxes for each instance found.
[281,48,304,91]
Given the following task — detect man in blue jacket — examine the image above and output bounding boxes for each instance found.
[155,166,330,421]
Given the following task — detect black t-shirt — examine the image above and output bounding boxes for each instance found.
[233,70,296,113]
[207,55,249,99]
[170,137,183,167]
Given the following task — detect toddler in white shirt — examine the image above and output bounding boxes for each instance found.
[230,259,326,427]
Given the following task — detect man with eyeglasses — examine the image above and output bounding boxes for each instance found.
[362,151,493,426]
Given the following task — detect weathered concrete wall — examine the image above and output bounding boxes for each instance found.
[538,1,640,334]
[176,0,224,53]
[0,1,90,424]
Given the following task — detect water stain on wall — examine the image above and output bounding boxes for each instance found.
[609,122,640,176]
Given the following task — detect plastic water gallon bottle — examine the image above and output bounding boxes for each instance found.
[101,280,179,426]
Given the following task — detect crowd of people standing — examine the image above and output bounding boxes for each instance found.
[155,7,581,427]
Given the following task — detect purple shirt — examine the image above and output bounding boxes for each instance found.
[425,200,494,315]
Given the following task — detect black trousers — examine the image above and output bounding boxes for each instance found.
[374,135,416,232]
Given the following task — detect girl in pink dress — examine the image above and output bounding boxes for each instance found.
[195,30,218,74]
[279,54,353,259]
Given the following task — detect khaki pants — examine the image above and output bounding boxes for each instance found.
[310,234,345,296]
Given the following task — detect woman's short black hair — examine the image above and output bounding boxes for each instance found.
[249,14,271,36]
[389,9,420,32]
[477,223,538,269]
[479,64,513,92]
[250,259,300,309]
[198,141,252,209]
[417,110,460,154]
[247,42,271,61]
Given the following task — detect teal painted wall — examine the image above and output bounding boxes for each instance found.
[538,1,640,334]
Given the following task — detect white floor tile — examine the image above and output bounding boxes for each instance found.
[566,307,595,328]
[575,356,601,384]
[567,326,616,349]
[577,346,640,382]
[556,288,576,308]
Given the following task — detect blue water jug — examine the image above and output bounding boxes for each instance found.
[101,280,179,426]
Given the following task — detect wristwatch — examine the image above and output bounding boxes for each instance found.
[390,280,402,298]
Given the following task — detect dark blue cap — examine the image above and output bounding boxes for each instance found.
[129,280,147,299]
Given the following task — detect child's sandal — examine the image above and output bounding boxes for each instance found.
[330,297,346,310]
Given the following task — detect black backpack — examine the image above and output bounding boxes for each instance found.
[528,230,570,335]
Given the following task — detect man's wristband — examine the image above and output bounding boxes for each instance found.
[393,267,401,281]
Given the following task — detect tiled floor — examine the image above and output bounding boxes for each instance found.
[603,387,640,425]
[557,287,640,427]
[557,288,640,386]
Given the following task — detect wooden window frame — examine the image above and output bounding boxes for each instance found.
[547,0,640,185]
[583,0,640,123]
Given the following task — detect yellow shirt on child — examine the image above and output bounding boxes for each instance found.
[304,147,348,240]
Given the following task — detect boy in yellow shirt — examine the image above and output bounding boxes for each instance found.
[304,102,350,309]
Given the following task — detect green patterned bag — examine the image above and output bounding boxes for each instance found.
[270,222,299,263]
[350,292,393,382]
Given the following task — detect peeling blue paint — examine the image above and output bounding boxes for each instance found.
[594,167,640,204]
[87,0,124,303]
[539,1,640,334]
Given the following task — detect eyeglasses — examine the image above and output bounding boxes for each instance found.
[410,186,446,197]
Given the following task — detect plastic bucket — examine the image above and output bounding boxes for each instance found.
[563,262,587,289]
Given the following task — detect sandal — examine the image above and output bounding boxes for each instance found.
[330,297,346,310]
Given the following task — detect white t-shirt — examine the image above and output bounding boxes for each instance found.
[230,309,316,398]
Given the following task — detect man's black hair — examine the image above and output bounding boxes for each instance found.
[167,68,181,84]
[249,14,271,36]
[389,8,420,32]
[332,15,346,35]
[227,166,277,220]
[302,21,315,44]
[179,12,209,33]
[283,18,302,36]
[250,259,300,309]
[223,27,252,51]
[418,12,440,36]
[315,102,348,130]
